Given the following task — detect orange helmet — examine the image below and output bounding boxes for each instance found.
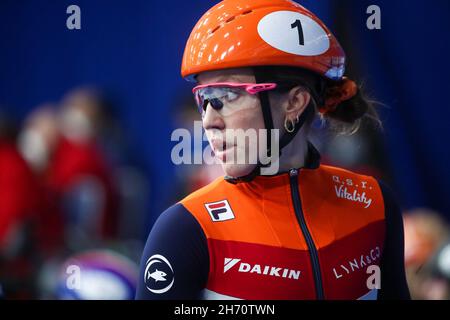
[181,0,346,81]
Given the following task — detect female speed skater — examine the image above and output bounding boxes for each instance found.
[136,0,410,300]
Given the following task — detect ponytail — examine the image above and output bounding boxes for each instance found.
[319,79,382,135]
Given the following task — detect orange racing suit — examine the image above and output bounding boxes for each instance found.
[136,143,410,300]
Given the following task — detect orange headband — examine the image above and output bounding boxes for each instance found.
[319,77,358,114]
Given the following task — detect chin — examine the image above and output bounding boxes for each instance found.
[221,163,257,178]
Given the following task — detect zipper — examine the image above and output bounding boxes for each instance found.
[289,168,324,300]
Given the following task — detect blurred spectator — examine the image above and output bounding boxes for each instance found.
[59,87,128,167]
[0,111,42,298]
[17,105,59,175]
[9,89,150,299]
[16,95,120,253]
[427,241,450,299]
[58,87,149,244]
[403,208,450,299]
[16,105,65,256]
[51,89,120,248]
[16,88,149,248]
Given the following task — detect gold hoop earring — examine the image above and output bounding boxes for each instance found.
[284,118,295,133]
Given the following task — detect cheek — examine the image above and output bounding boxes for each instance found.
[223,101,264,131]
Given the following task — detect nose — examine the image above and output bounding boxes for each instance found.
[202,101,225,131]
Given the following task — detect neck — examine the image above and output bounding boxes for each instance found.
[276,127,309,173]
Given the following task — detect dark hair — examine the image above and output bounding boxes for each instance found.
[253,66,382,135]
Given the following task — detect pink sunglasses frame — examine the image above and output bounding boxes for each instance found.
[192,82,278,95]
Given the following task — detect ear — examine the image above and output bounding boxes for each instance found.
[285,86,311,119]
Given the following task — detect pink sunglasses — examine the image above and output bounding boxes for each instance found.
[192,82,277,94]
[192,82,278,114]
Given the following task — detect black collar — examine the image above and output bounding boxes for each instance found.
[224,141,321,184]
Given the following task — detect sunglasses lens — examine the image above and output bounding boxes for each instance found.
[209,98,223,110]
[194,87,226,114]
[196,98,223,117]
[193,86,245,116]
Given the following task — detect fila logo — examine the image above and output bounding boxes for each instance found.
[205,200,235,222]
[223,258,301,280]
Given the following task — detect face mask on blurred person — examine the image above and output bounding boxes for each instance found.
[60,107,94,143]
[18,129,50,173]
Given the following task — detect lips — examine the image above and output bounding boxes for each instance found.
[210,139,235,161]
[210,139,233,151]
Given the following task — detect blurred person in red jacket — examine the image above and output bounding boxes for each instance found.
[17,105,65,255]
[51,88,119,247]
[56,88,151,248]
[0,111,43,298]
[18,93,119,252]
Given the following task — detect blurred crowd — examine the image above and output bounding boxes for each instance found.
[0,87,149,299]
[1,88,449,300]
